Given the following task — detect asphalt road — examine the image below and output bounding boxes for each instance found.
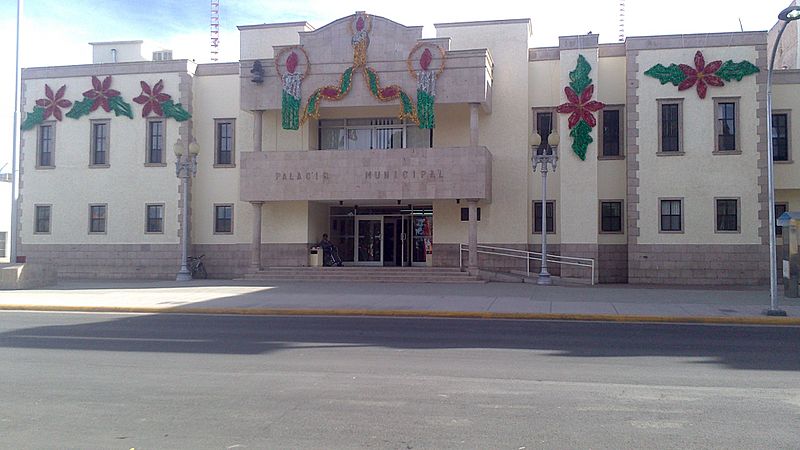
[1,312,799,449]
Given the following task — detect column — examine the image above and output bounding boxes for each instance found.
[469,103,479,147]
[468,199,478,274]
[253,110,263,152]
[251,201,263,270]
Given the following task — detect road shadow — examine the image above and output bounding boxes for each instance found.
[1,312,798,372]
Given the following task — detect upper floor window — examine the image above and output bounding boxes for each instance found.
[319,118,432,150]
[776,203,788,237]
[600,108,622,157]
[91,120,110,166]
[772,112,790,162]
[533,111,554,154]
[215,119,235,166]
[714,98,739,153]
[147,119,165,164]
[658,100,682,154]
[37,123,55,168]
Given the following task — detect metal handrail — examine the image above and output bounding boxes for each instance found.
[459,243,596,285]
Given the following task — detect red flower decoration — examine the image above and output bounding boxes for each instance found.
[35,84,72,121]
[380,87,398,98]
[678,51,723,99]
[356,16,365,32]
[133,80,171,117]
[556,84,605,128]
[286,52,298,74]
[420,48,432,71]
[82,76,121,112]
[321,87,339,98]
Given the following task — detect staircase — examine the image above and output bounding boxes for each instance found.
[240,266,484,283]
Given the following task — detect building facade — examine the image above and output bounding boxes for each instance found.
[15,12,800,284]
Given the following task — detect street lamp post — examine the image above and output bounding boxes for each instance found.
[531,131,559,285]
[764,5,800,316]
[174,140,199,281]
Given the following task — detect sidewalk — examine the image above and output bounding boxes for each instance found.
[1,279,799,325]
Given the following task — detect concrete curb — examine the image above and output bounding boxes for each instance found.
[1,304,799,326]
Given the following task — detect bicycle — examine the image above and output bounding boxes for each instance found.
[187,254,208,279]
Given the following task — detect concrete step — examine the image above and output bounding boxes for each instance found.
[240,267,484,283]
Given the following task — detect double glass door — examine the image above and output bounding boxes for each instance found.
[341,212,431,266]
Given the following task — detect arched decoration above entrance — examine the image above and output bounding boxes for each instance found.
[300,12,418,127]
[275,46,311,130]
[407,42,446,129]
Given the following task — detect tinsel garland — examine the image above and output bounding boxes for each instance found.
[644,50,760,99]
[407,44,446,129]
[416,89,435,129]
[66,76,133,120]
[555,55,604,161]
[282,90,301,130]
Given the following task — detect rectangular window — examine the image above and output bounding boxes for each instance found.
[89,204,107,234]
[91,120,110,166]
[660,199,682,232]
[714,98,740,153]
[215,119,235,165]
[147,120,164,164]
[318,118,431,150]
[0,232,6,258]
[715,198,739,232]
[659,101,681,153]
[34,205,51,234]
[533,201,555,233]
[772,113,789,162]
[145,204,164,233]
[601,109,621,157]
[600,201,623,233]
[214,204,233,234]
[534,111,554,154]
[776,203,788,237]
[460,207,481,221]
[37,123,54,167]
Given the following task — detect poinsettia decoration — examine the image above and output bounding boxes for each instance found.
[556,55,605,160]
[21,84,72,130]
[66,75,133,119]
[644,50,760,99]
[133,79,191,121]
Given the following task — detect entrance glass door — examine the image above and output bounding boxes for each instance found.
[355,216,383,265]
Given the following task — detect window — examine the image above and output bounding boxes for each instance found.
[460,207,481,221]
[318,118,432,150]
[37,123,55,168]
[147,120,165,164]
[660,199,682,232]
[145,204,164,233]
[34,205,51,234]
[776,203,788,237]
[91,120,110,166]
[533,201,555,233]
[0,232,6,258]
[534,110,554,154]
[658,100,682,153]
[600,201,623,233]
[600,108,622,157]
[714,98,739,153]
[715,198,739,232]
[214,204,233,234]
[214,119,235,166]
[89,204,107,234]
[772,112,790,162]
[152,50,173,61]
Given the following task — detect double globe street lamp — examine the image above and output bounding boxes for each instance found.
[174,139,200,281]
[531,131,559,285]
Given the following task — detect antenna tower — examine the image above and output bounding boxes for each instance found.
[618,0,625,42]
[210,0,220,61]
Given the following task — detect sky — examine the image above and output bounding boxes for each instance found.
[0,0,795,170]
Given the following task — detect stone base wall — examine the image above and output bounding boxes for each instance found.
[194,243,309,278]
[20,244,181,280]
[598,244,628,283]
[628,244,769,285]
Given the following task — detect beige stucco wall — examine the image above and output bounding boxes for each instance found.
[20,73,183,245]
[598,57,626,105]
[239,23,311,60]
[636,47,761,245]
[435,20,531,246]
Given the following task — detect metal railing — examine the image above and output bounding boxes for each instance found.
[459,243,596,285]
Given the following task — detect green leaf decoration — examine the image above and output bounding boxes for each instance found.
[20,106,46,130]
[569,54,593,94]
[716,60,760,82]
[416,89,434,129]
[109,96,133,119]
[569,120,593,161]
[281,91,300,130]
[366,68,380,96]
[341,67,353,94]
[306,92,320,116]
[644,63,687,86]
[65,97,95,119]
[162,99,192,122]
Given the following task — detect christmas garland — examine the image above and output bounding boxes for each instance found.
[21,84,72,130]
[644,50,760,99]
[133,79,191,121]
[555,55,605,160]
[66,75,133,119]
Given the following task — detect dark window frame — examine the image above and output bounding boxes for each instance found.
[532,201,556,234]
[214,204,234,234]
[599,106,623,159]
[776,203,788,237]
[37,122,55,168]
[460,207,481,221]
[89,204,107,234]
[772,111,791,163]
[90,120,110,167]
[214,119,236,167]
[713,97,740,154]
[599,200,624,233]
[145,203,165,234]
[146,119,165,165]
[34,204,52,234]
[657,99,683,155]
[714,198,740,233]
[659,198,683,233]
